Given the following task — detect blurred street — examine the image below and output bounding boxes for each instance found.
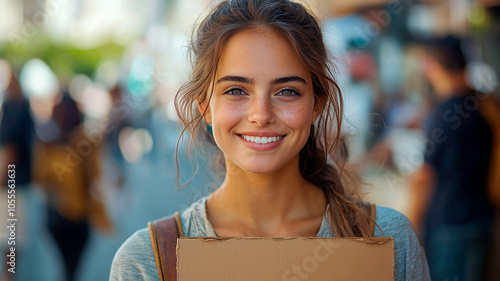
[12,116,216,281]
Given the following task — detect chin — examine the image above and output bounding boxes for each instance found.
[237,161,285,175]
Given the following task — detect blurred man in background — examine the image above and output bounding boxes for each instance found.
[408,37,497,281]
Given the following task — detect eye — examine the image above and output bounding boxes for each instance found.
[224,88,246,96]
[277,89,300,97]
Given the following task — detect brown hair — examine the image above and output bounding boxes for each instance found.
[175,0,375,237]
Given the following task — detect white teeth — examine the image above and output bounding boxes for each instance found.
[241,135,283,144]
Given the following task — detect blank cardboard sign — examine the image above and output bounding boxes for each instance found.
[177,237,394,281]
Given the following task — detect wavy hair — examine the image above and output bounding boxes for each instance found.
[175,0,374,237]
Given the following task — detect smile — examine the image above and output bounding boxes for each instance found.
[238,134,284,144]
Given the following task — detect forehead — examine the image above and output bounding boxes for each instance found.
[216,28,311,83]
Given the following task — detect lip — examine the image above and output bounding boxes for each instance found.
[237,131,285,138]
[237,133,286,151]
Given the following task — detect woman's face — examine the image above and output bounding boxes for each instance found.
[203,28,322,175]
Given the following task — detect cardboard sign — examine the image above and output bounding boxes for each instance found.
[177,237,394,281]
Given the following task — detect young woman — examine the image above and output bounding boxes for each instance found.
[110,0,430,280]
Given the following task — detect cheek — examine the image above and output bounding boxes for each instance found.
[212,102,245,132]
[275,103,314,128]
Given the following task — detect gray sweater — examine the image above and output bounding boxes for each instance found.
[110,197,431,280]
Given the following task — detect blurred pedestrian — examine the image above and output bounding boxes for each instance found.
[0,70,34,281]
[33,92,112,281]
[408,36,496,281]
[105,85,130,190]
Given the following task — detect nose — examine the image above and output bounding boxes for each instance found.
[248,94,275,127]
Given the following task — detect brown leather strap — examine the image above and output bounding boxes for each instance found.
[148,222,163,280]
[148,212,183,281]
[174,212,185,237]
[369,204,377,237]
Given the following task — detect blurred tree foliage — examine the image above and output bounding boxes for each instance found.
[0,35,124,83]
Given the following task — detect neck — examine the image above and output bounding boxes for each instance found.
[207,155,326,232]
[435,72,470,100]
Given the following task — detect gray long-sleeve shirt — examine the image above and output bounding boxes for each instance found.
[110,197,430,280]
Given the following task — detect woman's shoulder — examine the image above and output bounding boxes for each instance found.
[374,206,419,251]
[110,197,211,280]
[110,228,159,281]
[374,206,415,236]
[374,206,431,280]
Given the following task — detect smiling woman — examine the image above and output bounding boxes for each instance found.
[110,1,430,280]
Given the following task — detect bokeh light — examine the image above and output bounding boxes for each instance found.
[466,61,498,94]
[19,58,59,99]
[127,54,156,98]
[69,74,93,103]
[80,83,112,119]
[118,127,153,163]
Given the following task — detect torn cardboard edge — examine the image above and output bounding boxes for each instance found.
[177,237,395,281]
[178,236,392,244]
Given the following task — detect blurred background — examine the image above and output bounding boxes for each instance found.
[0,0,499,280]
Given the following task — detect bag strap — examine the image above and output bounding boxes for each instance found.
[148,212,184,281]
[369,203,377,237]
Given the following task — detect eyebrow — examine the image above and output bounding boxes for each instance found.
[216,75,307,86]
[216,76,254,84]
[271,76,307,85]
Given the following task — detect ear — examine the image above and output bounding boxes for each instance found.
[312,96,326,124]
[197,99,212,124]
